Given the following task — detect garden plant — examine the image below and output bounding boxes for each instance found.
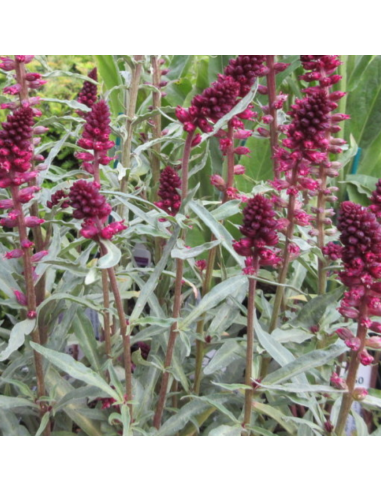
[1,54,381,437]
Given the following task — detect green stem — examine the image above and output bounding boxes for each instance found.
[150,55,162,202]
[243,255,259,434]
[121,55,144,195]
[338,55,349,205]
[266,55,280,180]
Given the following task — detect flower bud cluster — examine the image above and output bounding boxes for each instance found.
[0,97,48,276]
[155,166,182,216]
[76,100,114,175]
[224,55,268,97]
[77,68,98,112]
[69,180,126,241]
[336,201,381,367]
[233,195,281,274]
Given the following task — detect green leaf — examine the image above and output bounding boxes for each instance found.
[171,239,221,260]
[253,401,297,435]
[0,319,36,362]
[209,425,242,437]
[211,200,242,221]
[73,311,102,373]
[42,98,90,112]
[204,340,242,376]
[45,368,104,437]
[347,56,381,153]
[0,395,38,410]
[179,276,248,331]
[130,226,180,325]
[0,411,30,436]
[189,201,243,265]
[292,287,345,330]
[30,343,119,401]
[98,240,122,270]
[258,382,345,394]
[263,343,348,386]
[36,412,51,437]
[167,56,195,81]
[43,70,99,84]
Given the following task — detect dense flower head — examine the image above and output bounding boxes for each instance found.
[370,179,381,218]
[338,202,381,287]
[69,180,111,221]
[77,100,114,170]
[239,195,279,247]
[0,107,34,178]
[224,55,267,97]
[284,90,336,153]
[234,195,280,272]
[69,180,126,241]
[155,167,182,216]
[77,68,98,111]
[176,75,240,133]
[337,201,381,362]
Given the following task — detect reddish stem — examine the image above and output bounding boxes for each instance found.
[99,240,133,416]
[336,297,369,436]
[93,157,111,359]
[14,56,48,342]
[153,131,194,429]
[10,184,50,435]
[224,122,235,202]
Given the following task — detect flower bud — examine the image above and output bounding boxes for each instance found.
[210,175,226,192]
[330,373,347,391]
[234,146,250,156]
[358,350,374,366]
[27,311,37,320]
[14,290,27,306]
[195,260,207,272]
[25,217,45,228]
[4,249,24,260]
[0,199,14,209]
[234,165,246,175]
[336,328,353,341]
[31,251,49,263]
[345,337,361,352]
[353,388,368,402]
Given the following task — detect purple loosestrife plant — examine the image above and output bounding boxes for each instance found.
[335,202,381,435]
[300,55,348,295]
[1,55,50,335]
[268,57,348,336]
[233,195,280,430]
[0,105,49,432]
[68,179,133,411]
